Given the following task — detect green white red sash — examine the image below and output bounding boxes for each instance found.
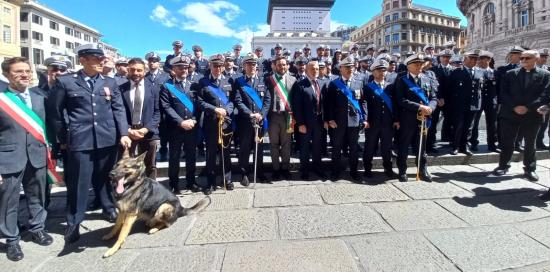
[0,90,62,184]
[269,74,293,131]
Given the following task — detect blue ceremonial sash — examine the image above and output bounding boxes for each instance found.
[367,82,393,113]
[401,76,432,128]
[333,78,365,121]
[237,77,268,130]
[208,82,229,105]
[164,82,194,114]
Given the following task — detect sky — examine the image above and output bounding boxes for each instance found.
[37,0,467,59]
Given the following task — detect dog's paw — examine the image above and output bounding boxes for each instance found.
[102,249,117,258]
[102,233,115,240]
[148,228,160,234]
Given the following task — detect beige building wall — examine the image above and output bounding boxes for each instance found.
[0,0,23,62]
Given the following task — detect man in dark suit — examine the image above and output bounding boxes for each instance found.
[428,49,453,150]
[395,54,438,182]
[119,58,160,178]
[291,60,327,180]
[536,48,550,149]
[233,53,271,185]
[50,44,131,243]
[160,56,201,194]
[0,58,53,261]
[362,59,398,180]
[192,45,209,75]
[197,54,235,195]
[145,52,170,162]
[449,50,483,156]
[493,50,550,181]
[325,56,368,181]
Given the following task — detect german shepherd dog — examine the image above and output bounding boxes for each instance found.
[102,151,211,258]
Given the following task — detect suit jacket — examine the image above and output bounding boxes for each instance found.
[500,67,550,122]
[496,63,520,104]
[160,78,198,138]
[324,76,368,127]
[450,66,483,111]
[195,58,209,75]
[265,73,296,118]
[480,67,498,106]
[144,70,170,93]
[394,72,438,125]
[431,64,453,99]
[50,71,129,151]
[0,86,47,174]
[197,75,234,129]
[119,80,160,140]
[291,77,324,127]
[233,75,271,122]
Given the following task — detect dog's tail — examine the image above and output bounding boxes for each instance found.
[178,196,211,217]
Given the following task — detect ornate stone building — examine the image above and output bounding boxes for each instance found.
[458,0,550,65]
[349,0,462,56]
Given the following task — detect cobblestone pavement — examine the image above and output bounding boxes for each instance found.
[4,158,550,271]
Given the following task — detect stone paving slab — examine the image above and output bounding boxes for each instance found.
[537,159,550,169]
[436,193,550,226]
[186,209,277,244]
[425,226,550,272]
[316,183,409,204]
[180,190,253,211]
[448,176,548,196]
[514,217,550,249]
[253,186,324,208]
[222,239,359,272]
[370,200,469,231]
[0,244,53,272]
[438,164,486,176]
[277,204,392,239]
[349,233,460,272]
[35,248,139,272]
[125,246,223,272]
[474,162,545,174]
[392,181,473,200]
[120,214,196,249]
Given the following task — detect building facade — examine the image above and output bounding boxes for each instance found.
[350,0,462,55]
[458,0,550,65]
[19,0,101,69]
[0,0,23,62]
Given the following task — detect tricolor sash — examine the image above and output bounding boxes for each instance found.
[269,74,293,131]
[0,90,62,184]
[208,82,229,106]
[237,77,268,130]
[401,76,432,128]
[164,82,194,114]
[367,82,393,113]
[333,78,365,121]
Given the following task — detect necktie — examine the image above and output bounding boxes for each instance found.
[132,82,143,125]
[414,77,419,86]
[313,80,321,112]
[87,78,95,90]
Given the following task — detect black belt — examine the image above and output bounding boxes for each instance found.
[131,124,143,129]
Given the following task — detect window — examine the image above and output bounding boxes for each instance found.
[20,30,28,39]
[75,42,81,48]
[66,41,74,49]
[385,15,391,22]
[84,34,91,42]
[393,1,399,8]
[402,0,408,6]
[3,25,11,43]
[31,31,43,41]
[93,37,98,43]
[392,24,401,31]
[393,13,399,21]
[401,33,408,40]
[3,7,11,14]
[520,10,529,27]
[32,14,42,25]
[65,27,73,36]
[402,12,407,18]
[50,36,60,46]
[33,48,44,65]
[385,26,391,33]
[20,12,28,22]
[21,47,29,58]
[74,30,81,39]
[385,3,390,10]
[50,21,59,30]
[385,35,390,43]
[392,33,399,41]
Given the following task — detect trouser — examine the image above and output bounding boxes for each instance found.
[441,104,454,142]
[427,106,442,147]
[204,124,232,187]
[453,110,478,150]
[397,120,428,174]
[168,128,197,190]
[0,162,47,245]
[129,138,158,179]
[298,115,324,173]
[268,112,291,171]
[158,118,169,157]
[332,126,360,174]
[65,146,117,227]
[470,101,498,148]
[498,118,539,171]
[364,125,394,171]
[238,119,265,176]
[537,113,549,144]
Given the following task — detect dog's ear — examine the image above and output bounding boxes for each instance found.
[136,151,148,162]
[122,148,130,159]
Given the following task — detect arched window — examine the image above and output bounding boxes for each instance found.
[484,2,495,15]
[483,3,496,36]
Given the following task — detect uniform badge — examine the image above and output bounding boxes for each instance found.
[459,82,463,86]
[104,87,112,101]
[260,91,264,97]
[354,89,361,100]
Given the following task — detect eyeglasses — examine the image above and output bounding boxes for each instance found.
[51,67,67,72]
[520,56,534,60]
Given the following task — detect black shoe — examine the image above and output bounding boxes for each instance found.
[450,149,458,155]
[7,243,23,262]
[524,170,539,181]
[226,182,234,190]
[420,171,432,182]
[426,146,438,154]
[103,210,118,223]
[470,145,478,151]
[537,142,549,150]
[492,167,509,176]
[257,174,268,183]
[64,224,80,243]
[203,186,213,195]
[384,169,397,178]
[398,174,408,182]
[330,172,340,181]
[363,170,373,178]
[488,146,501,153]
[240,175,250,187]
[515,145,525,153]
[272,171,281,181]
[186,183,201,192]
[350,171,361,182]
[281,170,292,180]
[313,170,328,180]
[31,230,53,246]
[538,190,550,201]
[462,148,473,156]
[300,172,310,181]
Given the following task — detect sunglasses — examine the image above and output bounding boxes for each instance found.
[51,67,67,72]
[520,56,534,60]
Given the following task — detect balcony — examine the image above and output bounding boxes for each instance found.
[505,24,536,37]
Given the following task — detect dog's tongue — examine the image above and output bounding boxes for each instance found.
[116,178,125,194]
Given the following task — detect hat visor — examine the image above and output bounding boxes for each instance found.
[406,59,424,65]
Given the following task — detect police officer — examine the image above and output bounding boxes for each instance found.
[493,50,550,181]
[164,40,184,74]
[362,59,398,180]
[420,55,440,154]
[431,49,455,146]
[197,54,235,194]
[160,56,201,193]
[395,54,437,182]
[292,56,308,81]
[536,48,550,149]
[449,50,483,156]
[233,53,271,185]
[145,52,170,87]
[192,45,209,75]
[114,58,129,86]
[470,50,500,152]
[325,56,368,181]
[222,52,241,79]
[50,44,131,243]
[423,44,438,66]
[302,44,312,61]
[41,56,71,92]
[254,46,269,76]
[358,56,373,80]
[350,44,360,60]
[233,44,243,72]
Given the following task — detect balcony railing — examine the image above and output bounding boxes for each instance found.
[505,24,535,37]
